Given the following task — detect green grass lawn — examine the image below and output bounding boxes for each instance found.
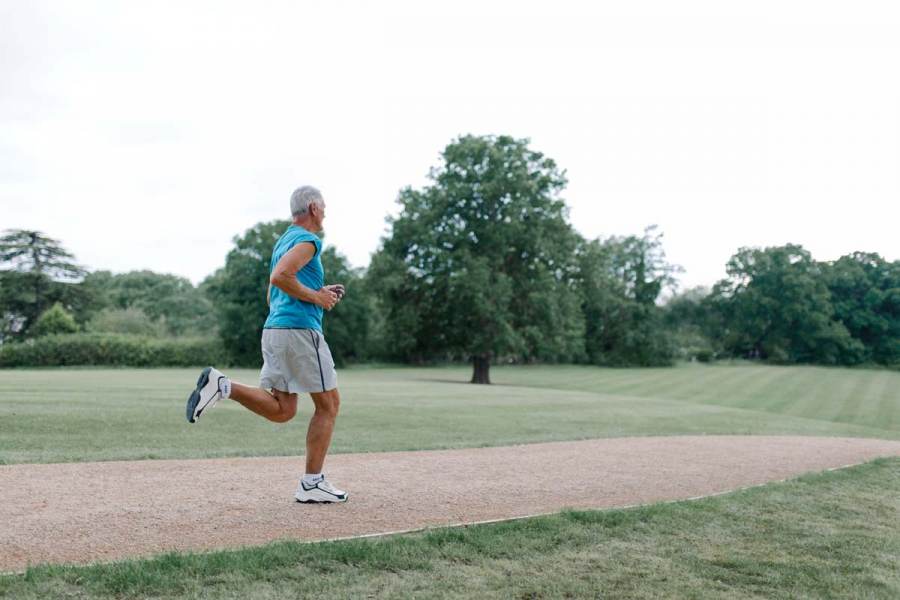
[3,456,898,599]
[2,363,899,598]
[2,363,899,464]
[487,362,900,432]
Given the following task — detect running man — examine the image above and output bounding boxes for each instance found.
[186,186,348,503]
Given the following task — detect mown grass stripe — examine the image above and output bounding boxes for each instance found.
[3,364,899,465]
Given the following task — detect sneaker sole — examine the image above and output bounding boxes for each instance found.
[186,367,212,424]
[295,497,348,504]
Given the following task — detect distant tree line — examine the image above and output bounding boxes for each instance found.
[0,230,216,341]
[2,135,898,379]
[668,246,900,366]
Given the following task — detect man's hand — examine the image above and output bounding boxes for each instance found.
[316,287,340,310]
[324,284,345,299]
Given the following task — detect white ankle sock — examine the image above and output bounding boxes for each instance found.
[303,473,323,485]
[218,377,232,399]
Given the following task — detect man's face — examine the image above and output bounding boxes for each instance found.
[313,201,326,232]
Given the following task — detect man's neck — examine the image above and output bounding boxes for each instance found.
[293,217,317,232]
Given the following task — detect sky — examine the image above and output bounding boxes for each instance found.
[2,0,899,291]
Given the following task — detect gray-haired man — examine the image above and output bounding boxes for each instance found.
[186,186,348,503]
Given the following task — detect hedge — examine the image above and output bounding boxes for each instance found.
[0,333,226,367]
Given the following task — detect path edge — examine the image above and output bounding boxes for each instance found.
[0,457,882,578]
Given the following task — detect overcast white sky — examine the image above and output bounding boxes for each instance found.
[2,1,899,290]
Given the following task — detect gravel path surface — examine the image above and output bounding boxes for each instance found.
[3,435,900,572]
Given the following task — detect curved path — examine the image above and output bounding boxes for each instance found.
[2,435,900,572]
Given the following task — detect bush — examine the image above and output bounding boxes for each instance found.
[669,326,716,363]
[30,303,79,337]
[0,333,225,367]
[695,349,714,363]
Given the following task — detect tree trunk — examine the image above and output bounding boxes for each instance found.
[471,354,491,384]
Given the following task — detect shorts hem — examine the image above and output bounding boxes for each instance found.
[259,377,337,394]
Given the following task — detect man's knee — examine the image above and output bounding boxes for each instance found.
[271,404,298,423]
[312,389,340,418]
[329,390,340,416]
[271,390,298,423]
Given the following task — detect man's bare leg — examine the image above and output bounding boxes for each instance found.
[305,388,340,474]
[230,382,297,423]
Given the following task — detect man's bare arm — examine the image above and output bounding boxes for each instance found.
[269,243,339,310]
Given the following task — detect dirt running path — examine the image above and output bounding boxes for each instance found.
[3,435,900,571]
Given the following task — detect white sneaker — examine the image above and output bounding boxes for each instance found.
[186,367,226,423]
[294,477,349,503]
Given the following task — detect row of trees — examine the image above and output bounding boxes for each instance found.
[3,135,898,381]
[0,230,216,343]
[668,247,900,366]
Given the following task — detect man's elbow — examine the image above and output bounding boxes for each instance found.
[270,272,288,289]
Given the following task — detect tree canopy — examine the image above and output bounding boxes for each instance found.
[822,252,900,365]
[0,229,89,339]
[0,229,84,279]
[82,270,217,336]
[579,226,680,366]
[369,134,585,383]
[707,244,862,364]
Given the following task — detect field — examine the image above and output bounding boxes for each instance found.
[1,363,899,464]
[1,363,899,599]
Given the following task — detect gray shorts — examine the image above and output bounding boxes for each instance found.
[259,328,338,394]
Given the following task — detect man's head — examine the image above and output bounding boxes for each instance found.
[290,186,326,232]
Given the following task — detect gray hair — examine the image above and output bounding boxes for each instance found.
[290,186,324,216]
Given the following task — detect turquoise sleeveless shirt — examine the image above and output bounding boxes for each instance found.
[263,225,324,331]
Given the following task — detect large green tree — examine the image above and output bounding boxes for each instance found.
[369,135,585,383]
[708,244,862,364]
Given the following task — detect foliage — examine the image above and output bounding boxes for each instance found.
[0,271,97,341]
[662,286,710,327]
[369,134,585,382]
[82,270,217,337]
[4,184,897,372]
[0,270,32,340]
[30,303,79,337]
[579,227,679,366]
[708,244,863,364]
[0,229,84,279]
[0,230,89,339]
[0,333,224,367]
[203,220,290,367]
[86,307,167,337]
[320,247,373,366]
[822,252,900,365]
[663,286,717,361]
